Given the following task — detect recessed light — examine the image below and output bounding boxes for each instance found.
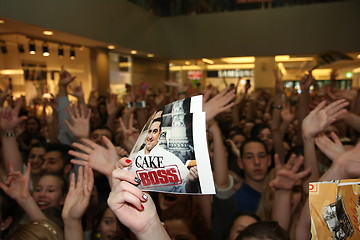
[147,53,154,58]
[43,30,54,36]
[131,50,137,54]
[108,45,115,50]
[0,19,5,24]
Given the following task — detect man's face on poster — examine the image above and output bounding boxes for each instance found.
[145,120,161,153]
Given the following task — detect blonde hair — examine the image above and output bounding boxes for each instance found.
[6,219,63,240]
[256,168,276,221]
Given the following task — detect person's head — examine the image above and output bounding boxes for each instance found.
[90,126,113,146]
[6,219,63,240]
[0,189,22,239]
[162,196,210,240]
[236,221,290,240]
[229,130,246,150]
[158,193,190,212]
[145,117,162,154]
[228,213,261,240]
[91,204,130,240]
[32,173,67,210]
[27,142,47,175]
[251,124,273,152]
[25,117,41,134]
[238,138,271,183]
[41,143,72,177]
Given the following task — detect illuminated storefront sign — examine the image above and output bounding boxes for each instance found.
[207,69,254,78]
[187,70,203,80]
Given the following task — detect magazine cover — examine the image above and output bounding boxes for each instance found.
[309,179,360,240]
[126,95,215,194]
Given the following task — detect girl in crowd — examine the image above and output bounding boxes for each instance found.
[89,203,131,240]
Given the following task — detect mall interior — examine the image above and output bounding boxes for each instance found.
[0,0,360,104]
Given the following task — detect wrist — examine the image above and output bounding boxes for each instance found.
[1,130,16,137]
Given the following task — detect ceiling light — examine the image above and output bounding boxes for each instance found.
[202,58,214,64]
[108,45,115,50]
[58,44,64,57]
[278,63,286,75]
[206,64,255,70]
[70,46,75,59]
[131,50,137,54]
[43,30,54,36]
[357,54,360,59]
[1,41,7,54]
[42,42,50,56]
[221,57,255,63]
[147,53,154,58]
[29,40,36,54]
[275,55,313,62]
[353,67,360,73]
[185,61,191,65]
[0,19,5,24]
[18,44,25,53]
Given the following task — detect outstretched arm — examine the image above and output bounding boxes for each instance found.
[62,166,94,240]
[0,99,27,172]
[302,99,348,191]
[0,163,47,220]
[270,154,311,230]
[203,88,235,121]
[296,141,360,239]
[57,67,77,144]
[108,162,170,240]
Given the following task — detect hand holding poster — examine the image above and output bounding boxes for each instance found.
[126,95,215,194]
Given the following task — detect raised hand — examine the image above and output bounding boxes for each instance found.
[0,82,11,107]
[333,142,360,179]
[302,99,349,140]
[119,114,139,152]
[0,162,31,201]
[203,88,235,121]
[106,94,119,116]
[69,137,120,177]
[69,82,84,100]
[108,166,170,240]
[299,72,314,92]
[315,132,346,162]
[64,103,91,139]
[269,154,311,191]
[273,67,284,93]
[0,99,27,132]
[59,67,76,87]
[62,166,94,221]
[281,104,295,123]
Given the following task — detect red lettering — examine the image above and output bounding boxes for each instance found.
[167,168,180,183]
[136,166,182,189]
[139,172,151,186]
[309,184,314,191]
[157,169,169,184]
[149,171,160,185]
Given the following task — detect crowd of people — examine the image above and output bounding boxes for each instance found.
[0,66,360,240]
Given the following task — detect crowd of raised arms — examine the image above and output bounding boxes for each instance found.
[1,66,360,240]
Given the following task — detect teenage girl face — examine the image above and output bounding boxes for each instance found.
[32,175,65,210]
[27,147,45,175]
[229,215,258,240]
[98,208,126,240]
[257,128,273,151]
